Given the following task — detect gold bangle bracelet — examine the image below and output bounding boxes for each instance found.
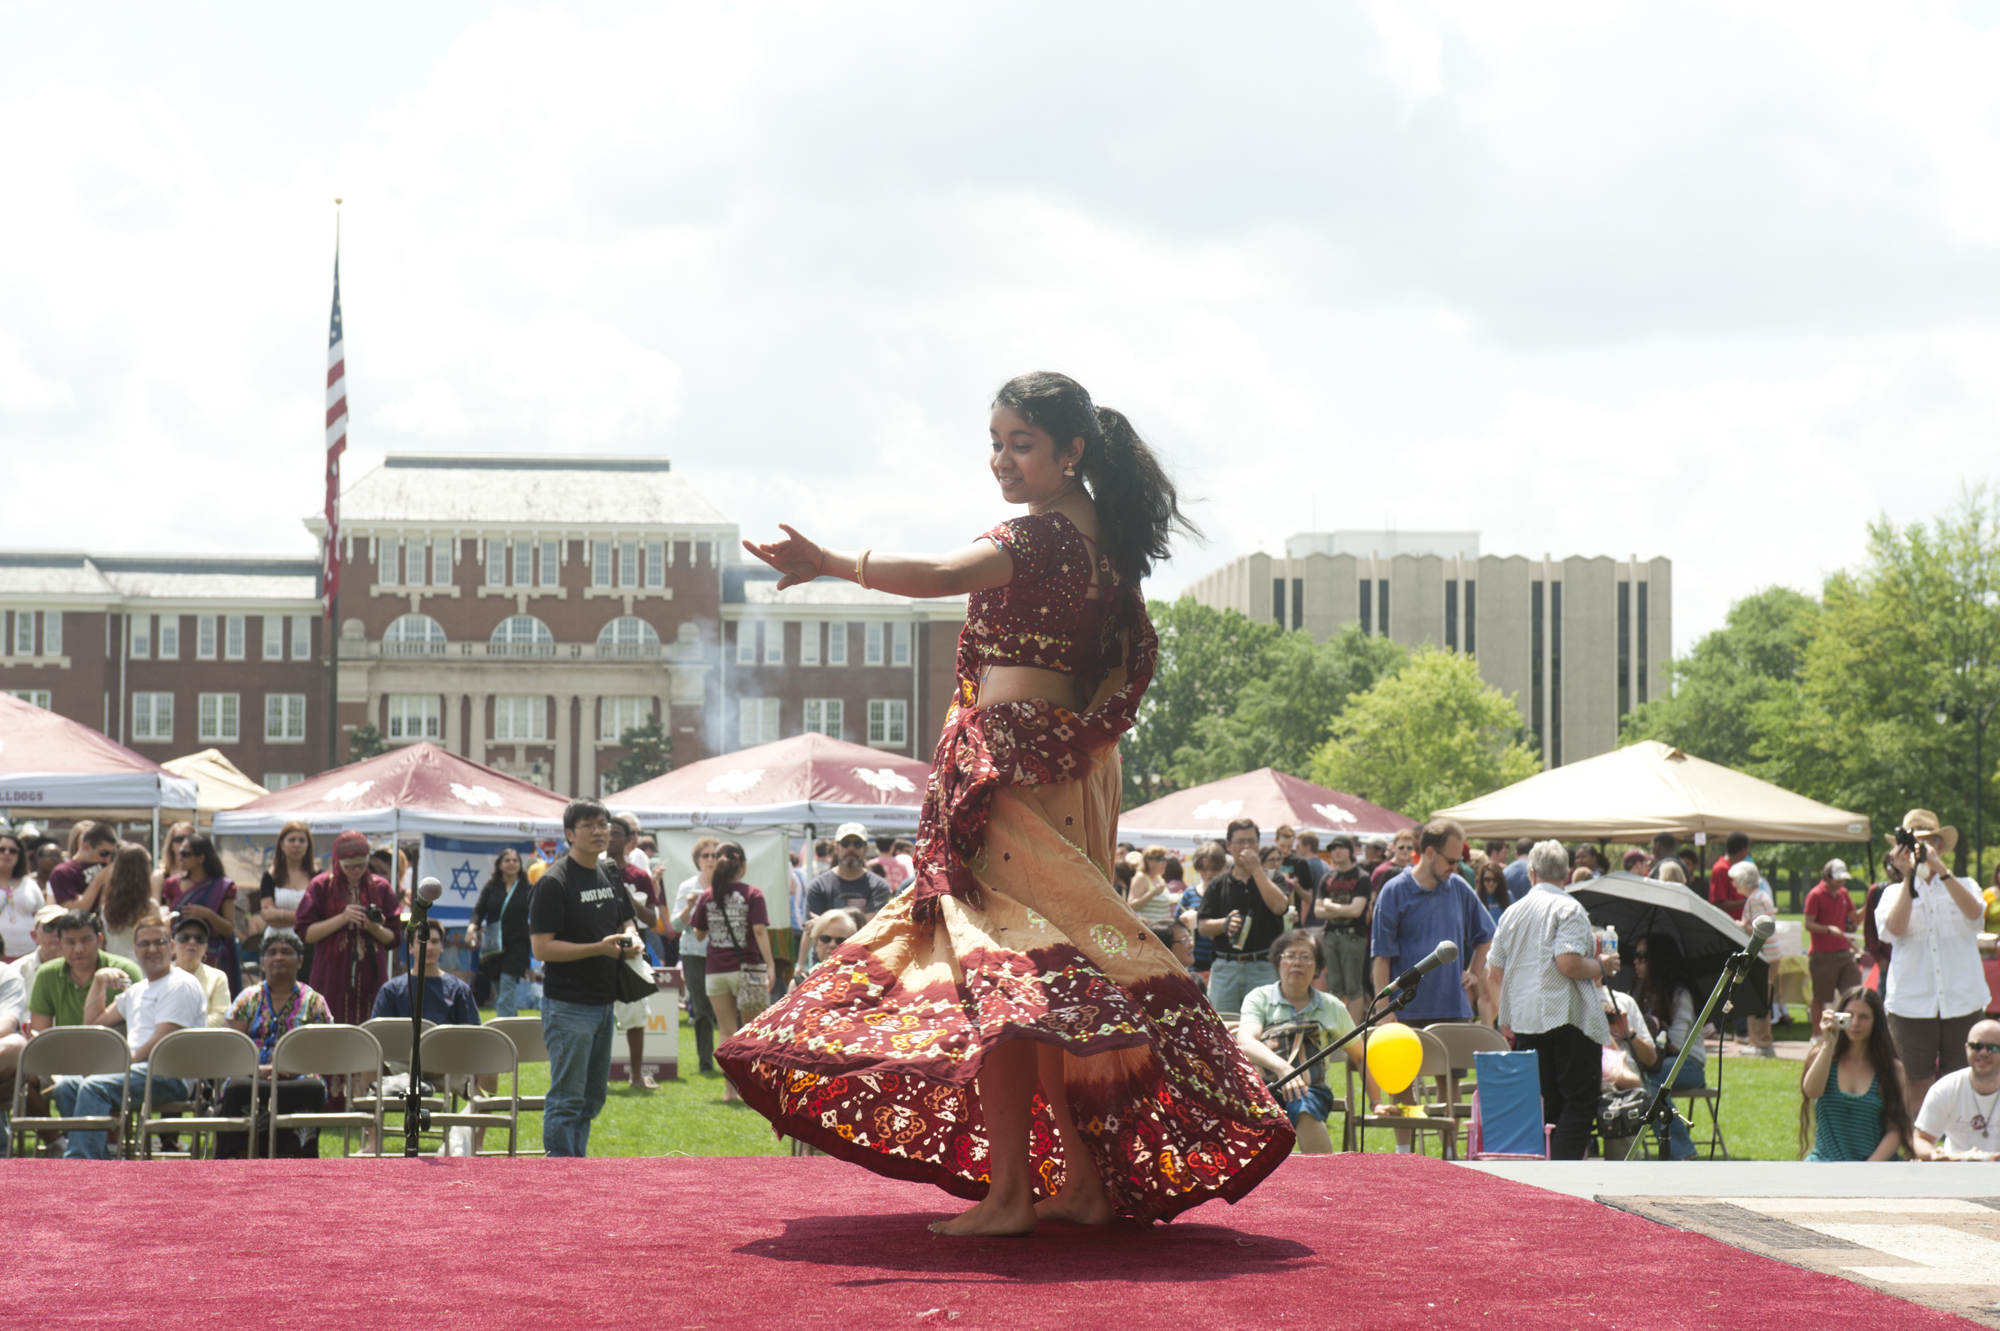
[856,548,872,590]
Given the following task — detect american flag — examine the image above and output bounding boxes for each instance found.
[323,242,346,622]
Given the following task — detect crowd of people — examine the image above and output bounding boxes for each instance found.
[6,798,1998,1165]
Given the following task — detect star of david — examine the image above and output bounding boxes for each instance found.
[448,860,481,898]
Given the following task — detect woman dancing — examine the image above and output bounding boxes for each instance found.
[720,371,1294,1235]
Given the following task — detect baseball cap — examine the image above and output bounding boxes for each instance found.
[834,822,870,843]
[1825,859,1850,881]
[34,903,67,927]
[1622,848,1651,872]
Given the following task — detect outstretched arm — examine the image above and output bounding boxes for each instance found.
[743,525,1014,598]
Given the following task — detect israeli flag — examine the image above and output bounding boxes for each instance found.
[418,834,537,927]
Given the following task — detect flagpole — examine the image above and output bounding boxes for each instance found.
[325,198,345,772]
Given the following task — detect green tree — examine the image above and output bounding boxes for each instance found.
[1120,597,1285,806]
[347,722,386,761]
[1174,626,1407,786]
[604,716,674,795]
[1309,648,1540,820]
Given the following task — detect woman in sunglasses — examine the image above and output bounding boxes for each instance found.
[0,833,43,963]
[1801,984,1912,1161]
[163,835,240,995]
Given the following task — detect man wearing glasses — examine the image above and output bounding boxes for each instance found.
[50,916,204,1158]
[803,823,893,923]
[529,797,643,1157]
[1912,1019,2000,1161]
[45,823,118,908]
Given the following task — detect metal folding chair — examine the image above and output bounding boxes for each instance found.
[268,1025,384,1158]
[139,1028,261,1160]
[1347,1026,1461,1158]
[420,1026,520,1156]
[1425,1022,1511,1153]
[473,1016,548,1155]
[7,1027,132,1159]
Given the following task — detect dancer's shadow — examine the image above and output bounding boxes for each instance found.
[736,1211,1316,1287]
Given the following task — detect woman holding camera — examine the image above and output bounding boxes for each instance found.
[294,830,402,1025]
[1801,984,1912,1161]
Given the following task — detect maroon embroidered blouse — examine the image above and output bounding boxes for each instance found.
[970,511,1118,685]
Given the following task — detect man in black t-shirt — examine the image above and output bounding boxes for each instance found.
[1196,818,1292,1015]
[1311,834,1371,1017]
[529,797,642,1158]
[803,822,893,921]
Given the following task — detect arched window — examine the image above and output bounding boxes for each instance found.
[596,615,662,658]
[489,614,554,657]
[381,613,447,656]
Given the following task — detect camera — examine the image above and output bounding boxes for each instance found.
[365,905,385,926]
[1894,826,1919,852]
[1834,1011,1854,1031]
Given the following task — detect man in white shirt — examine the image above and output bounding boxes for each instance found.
[0,960,25,1083]
[8,903,66,995]
[50,916,206,1159]
[1913,1018,2000,1161]
[1875,810,1988,1109]
[1486,839,1609,1160]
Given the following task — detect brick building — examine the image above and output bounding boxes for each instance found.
[0,453,967,798]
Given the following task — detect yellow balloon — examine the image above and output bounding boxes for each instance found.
[1364,1023,1424,1095]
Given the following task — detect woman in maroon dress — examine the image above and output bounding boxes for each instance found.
[294,830,402,1025]
[721,372,1293,1235]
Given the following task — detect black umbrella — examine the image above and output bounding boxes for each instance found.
[1567,870,1755,990]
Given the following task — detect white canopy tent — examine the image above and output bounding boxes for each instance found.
[0,694,197,847]
[1433,741,1871,844]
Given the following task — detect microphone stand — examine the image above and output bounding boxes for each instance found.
[1625,941,1754,1162]
[403,896,431,1159]
[1267,981,1422,1096]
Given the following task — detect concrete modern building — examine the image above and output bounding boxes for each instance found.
[1184,531,1671,768]
[0,454,964,798]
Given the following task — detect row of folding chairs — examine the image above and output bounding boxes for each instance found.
[7,1016,550,1160]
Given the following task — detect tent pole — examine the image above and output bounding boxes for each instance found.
[152,805,161,861]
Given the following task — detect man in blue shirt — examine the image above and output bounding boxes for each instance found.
[1502,837,1532,909]
[371,919,481,1027]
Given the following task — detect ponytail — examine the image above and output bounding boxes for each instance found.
[992,371,1199,584]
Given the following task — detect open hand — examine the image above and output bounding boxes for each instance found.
[742,525,827,590]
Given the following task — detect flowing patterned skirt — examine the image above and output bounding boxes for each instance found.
[717,759,1295,1222]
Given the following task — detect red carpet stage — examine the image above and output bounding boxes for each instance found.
[7,1153,1980,1330]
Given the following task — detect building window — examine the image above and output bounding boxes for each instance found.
[645,542,664,587]
[597,616,660,658]
[262,615,284,661]
[159,617,179,659]
[619,541,637,588]
[800,622,821,667]
[433,542,451,585]
[1465,580,1477,656]
[493,694,547,741]
[383,614,447,656]
[1292,578,1303,630]
[198,693,240,743]
[1617,580,1631,719]
[11,611,32,656]
[264,693,307,743]
[803,698,843,738]
[489,615,554,656]
[1358,579,1371,635]
[514,541,532,587]
[1445,581,1458,651]
[1637,582,1649,705]
[736,623,757,665]
[1377,580,1390,637]
[406,541,427,586]
[264,773,305,791]
[765,621,784,665]
[739,697,779,747]
[485,541,505,587]
[827,622,848,666]
[6,689,52,709]
[1531,581,1545,757]
[291,615,312,660]
[541,541,559,587]
[867,699,907,748]
[865,622,884,666]
[224,615,245,661]
[42,612,60,657]
[197,615,218,660]
[1272,577,1285,624]
[592,541,612,588]
[130,615,150,660]
[379,539,399,586]
[891,621,911,667]
[386,694,441,740]
[1550,580,1564,767]
[132,692,174,741]
[601,695,653,742]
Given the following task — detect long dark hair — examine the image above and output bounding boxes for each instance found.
[269,821,317,889]
[0,833,26,885]
[1799,985,1913,1158]
[1634,932,1687,1035]
[180,834,225,884]
[485,846,529,892]
[991,371,1198,584]
[101,844,155,933]
[1475,859,1511,911]
[711,841,746,893]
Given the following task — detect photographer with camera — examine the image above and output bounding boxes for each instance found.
[1876,810,1988,1110]
[295,830,402,1026]
[1800,984,1912,1161]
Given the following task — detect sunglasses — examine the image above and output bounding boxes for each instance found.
[1969,1043,2000,1054]
[817,934,853,946]
[135,938,172,950]
[173,935,205,946]
[837,839,867,848]
[1631,952,1649,960]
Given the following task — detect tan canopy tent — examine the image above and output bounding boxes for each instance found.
[1432,740,1871,844]
[162,749,269,822]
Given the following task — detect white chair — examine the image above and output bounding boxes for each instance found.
[8,1027,132,1159]
[420,1026,520,1156]
[138,1028,261,1161]
[268,1025,384,1158]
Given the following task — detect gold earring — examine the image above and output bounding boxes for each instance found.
[1063,465,1076,476]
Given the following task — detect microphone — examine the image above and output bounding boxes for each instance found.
[1747,914,1775,948]
[408,876,444,928]
[1386,939,1459,995]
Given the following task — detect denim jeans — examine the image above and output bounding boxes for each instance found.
[541,997,615,1157]
[1640,1055,1707,1160]
[52,1068,191,1160]
[680,955,716,1072]
[1206,956,1276,1015]
[495,971,538,1018]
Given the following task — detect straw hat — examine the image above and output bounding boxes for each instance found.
[1887,808,1958,856]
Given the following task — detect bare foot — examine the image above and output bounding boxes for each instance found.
[638,1071,659,1090]
[1034,1186,1116,1225]
[929,1194,1038,1237]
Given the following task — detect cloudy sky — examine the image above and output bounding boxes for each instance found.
[6,0,2000,651]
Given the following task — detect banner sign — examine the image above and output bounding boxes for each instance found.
[418,833,538,927]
